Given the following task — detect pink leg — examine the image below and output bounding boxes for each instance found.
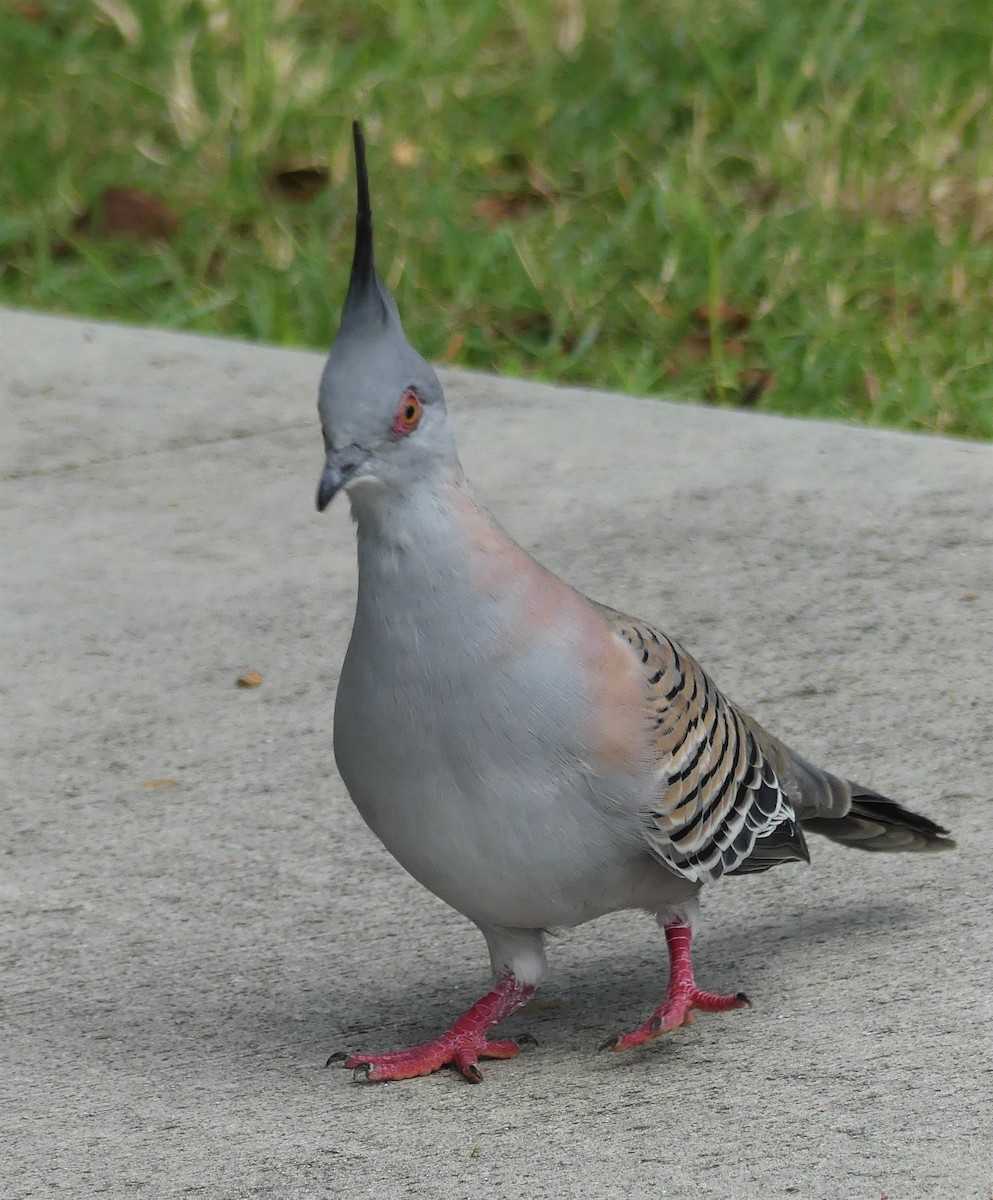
[600,922,750,1052]
[328,975,536,1083]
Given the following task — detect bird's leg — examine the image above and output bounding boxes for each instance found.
[600,922,750,1052]
[329,974,536,1083]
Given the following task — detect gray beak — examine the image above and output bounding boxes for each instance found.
[316,444,368,511]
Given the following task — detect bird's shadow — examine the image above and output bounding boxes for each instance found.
[104,887,933,1078]
[247,894,928,1063]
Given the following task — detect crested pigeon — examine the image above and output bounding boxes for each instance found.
[316,123,954,1084]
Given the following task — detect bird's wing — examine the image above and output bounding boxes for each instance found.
[605,611,810,884]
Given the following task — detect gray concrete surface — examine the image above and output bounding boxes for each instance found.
[3,307,992,1200]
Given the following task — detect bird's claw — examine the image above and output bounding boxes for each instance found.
[599,983,751,1052]
[332,1033,529,1083]
[324,1051,348,1067]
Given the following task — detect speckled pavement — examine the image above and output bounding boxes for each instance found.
[4,308,992,1199]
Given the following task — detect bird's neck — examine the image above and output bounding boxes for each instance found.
[347,460,465,545]
[347,469,545,633]
[348,468,480,597]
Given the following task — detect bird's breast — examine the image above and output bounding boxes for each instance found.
[330,491,659,925]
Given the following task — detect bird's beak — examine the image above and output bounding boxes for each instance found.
[316,444,368,511]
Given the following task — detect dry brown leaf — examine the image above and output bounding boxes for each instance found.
[737,368,775,408]
[441,332,465,362]
[204,247,224,281]
[474,193,542,225]
[139,778,177,789]
[268,165,329,202]
[745,179,782,208]
[526,163,556,201]
[473,155,558,226]
[505,311,553,342]
[878,289,919,318]
[863,372,883,403]
[690,301,751,332]
[673,333,747,362]
[960,593,979,601]
[237,670,263,688]
[74,187,179,242]
[674,332,712,362]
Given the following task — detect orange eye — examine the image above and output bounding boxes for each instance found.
[392,388,423,436]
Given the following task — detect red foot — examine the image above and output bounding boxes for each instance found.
[600,922,750,1052]
[329,975,535,1083]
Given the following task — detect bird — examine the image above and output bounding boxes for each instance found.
[315,122,954,1084]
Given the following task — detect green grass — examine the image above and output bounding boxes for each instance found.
[3,0,993,438]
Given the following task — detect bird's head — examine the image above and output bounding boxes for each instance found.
[316,122,456,513]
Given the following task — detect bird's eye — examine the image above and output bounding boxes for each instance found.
[392,388,423,436]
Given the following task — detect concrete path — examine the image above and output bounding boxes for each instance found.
[3,308,992,1199]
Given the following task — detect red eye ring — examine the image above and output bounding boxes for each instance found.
[392,388,423,436]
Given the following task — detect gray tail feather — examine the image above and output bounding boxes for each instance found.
[801,786,955,853]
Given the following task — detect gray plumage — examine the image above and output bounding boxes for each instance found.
[315,123,954,1083]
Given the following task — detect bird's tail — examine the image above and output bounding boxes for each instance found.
[800,786,955,853]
